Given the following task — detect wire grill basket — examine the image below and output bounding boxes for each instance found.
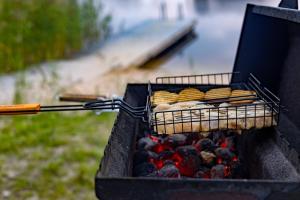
[147,72,280,134]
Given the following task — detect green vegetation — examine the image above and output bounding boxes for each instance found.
[0,1,114,198]
[0,0,111,74]
[0,112,116,199]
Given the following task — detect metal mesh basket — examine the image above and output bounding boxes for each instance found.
[147,72,280,134]
[155,72,238,85]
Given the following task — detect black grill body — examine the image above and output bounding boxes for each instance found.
[96,4,300,200]
[96,84,300,200]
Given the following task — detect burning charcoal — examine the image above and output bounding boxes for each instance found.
[152,142,172,154]
[149,135,162,143]
[133,162,157,177]
[148,151,175,170]
[151,158,177,170]
[137,137,157,150]
[133,150,158,166]
[219,136,235,150]
[194,166,211,179]
[164,134,187,147]
[200,151,216,165]
[173,146,201,177]
[157,163,180,178]
[211,164,225,179]
[194,138,216,152]
[158,150,174,160]
[215,148,235,164]
[150,159,164,169]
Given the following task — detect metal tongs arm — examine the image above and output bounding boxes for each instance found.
[84,98,147,119]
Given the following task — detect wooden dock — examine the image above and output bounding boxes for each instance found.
[97,19,196,69]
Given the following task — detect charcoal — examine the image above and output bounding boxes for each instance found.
[200,151,216,165]
[149,135,163,143]
[194,166,211,178]
[211,164,225,179]
[224,136,235,150]
[158,150,174,160]
[152,143,172,153]
[134,131,241,180]
[217,136,235,150]
[133,150,158,166]
[215,147,235,162]
[231,160,243,178]
[176,145,199,156]
[151,158,176,170]
[146,171,159,177]
[194,138,216,152]
[151,159,164,169]
[186,133,201,144]
[157,164,180,178]
[133,162,157,177]
[137,137,157,150]
[173,147,201,177]
[163,160,175,166]
[212,131,225,144]
[165,134,187,146]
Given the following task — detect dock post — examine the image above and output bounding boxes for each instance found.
[160,2,167,20]
[177,3,184,20]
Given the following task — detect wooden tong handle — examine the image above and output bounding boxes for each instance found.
[0,103,40,115]
[59,93,106,102]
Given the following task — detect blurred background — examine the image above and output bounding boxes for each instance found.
[0,0,284,199]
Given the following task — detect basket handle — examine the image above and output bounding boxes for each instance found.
[0,104,40,115]
[59,93,106,102]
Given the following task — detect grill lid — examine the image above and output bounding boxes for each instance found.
[232,4,300,153]
[279,0,298,9]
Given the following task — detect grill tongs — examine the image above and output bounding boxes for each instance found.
[0,92,261,119]
[0,98,148,120]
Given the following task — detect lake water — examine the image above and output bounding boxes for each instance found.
[0,0,285,103]
[101,0,281,74]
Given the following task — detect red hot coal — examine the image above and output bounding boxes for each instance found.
[133,131,243,179]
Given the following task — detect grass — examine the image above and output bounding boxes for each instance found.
[0,112,116,200]
[0,1,114,198]
[0,0,111,74]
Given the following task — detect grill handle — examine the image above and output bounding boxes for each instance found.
[0,103,40,115]
[58,93,106,102]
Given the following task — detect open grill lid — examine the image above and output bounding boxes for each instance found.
[232,3,300,154]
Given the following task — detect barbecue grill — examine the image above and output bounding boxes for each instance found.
[95,3,300,200]
[0,2,299,200]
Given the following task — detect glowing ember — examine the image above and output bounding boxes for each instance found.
[217,157,223,165]
[152,143,172,153]
[134,130,242,179]
[232,156,238,162]
[149,135,160,143]
[220,140,228,148]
